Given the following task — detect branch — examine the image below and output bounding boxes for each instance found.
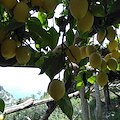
[4,91,80,115]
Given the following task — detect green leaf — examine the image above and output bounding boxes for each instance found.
[75,76,84,90]
[87,75,96,84]
[39,53,65,79]
[57,93,73,120]
[0,98,5,113]
[48,27,59,50]
[84,88,90,99]
[66,29,74,47]
[38,12,48,28]
[27,18,51,48]
[4,18,25,31]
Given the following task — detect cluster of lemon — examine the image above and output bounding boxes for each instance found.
[97,26,120,63]
[69,0,94,33]
[67,44,118,87]
[0,0,58,23]
[0,26,31,64]
[47,79,65,101]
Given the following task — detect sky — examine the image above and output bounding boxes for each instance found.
[0,67,50,99]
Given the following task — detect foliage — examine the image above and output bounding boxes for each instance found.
[0,0,120,119]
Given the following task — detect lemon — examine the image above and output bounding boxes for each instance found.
[97,30,106,43]
[89,52,102,69]
[13,2,30,23]
[108,40,118,52]
[90,3,106,17]
[67,45,81,64]
[77,11,94,33]
[79,46,87,59]
[104,53,112,62]
[48,79,65,101]
[42,0,58,13]
[69,0,88,20]
[111,49,120,61]
[96,71,108,87]
[16,46,31,65]
[86,45,97,57]
[31,0,44,7]
[0,0,17,9]
[21,0,30,3]
[107,57,118,71]
[0,113,4,120]
[99,58,107,71]
[106,26,116,41]
[1,39,17,60]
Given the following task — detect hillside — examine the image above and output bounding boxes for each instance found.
[0,85,16,107]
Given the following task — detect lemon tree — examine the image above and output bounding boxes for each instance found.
[0,0,120,119]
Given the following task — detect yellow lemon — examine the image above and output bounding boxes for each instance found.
[97,30,106,43]
[79,46,87,59]
[69,0,88,20]
[13,2,30,23]
[96,71,108,87]
[16,46,31,65]
[67,45,81,64]
[107,57,118,71]
[104,53,112,62]
[48,79,65,101]
[108,40,118,52]
[31,0,44,7]
[89,52,102,69]
[106,26,116,41]
[1,39,17,60]
[86,45,97,57]
[99,58,107,71]
[0,0,17,9]
[111,49,120,61]
[0,113,4,120]
[77,11,94,33]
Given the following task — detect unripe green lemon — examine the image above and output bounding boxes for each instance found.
[107,57,118,71]
[106,26,116,41]
[108,40,118,52]
[89,52,102,69]
[1,39,17,60]
[67,45,81,64]
[96,71,108,87]
[48,79,65,101]
[0,0,17,9]
[69,0,88,20]
[77,11,94,33]
[13,2,30,23]
[86,45,97,57]
[16,46,31,65]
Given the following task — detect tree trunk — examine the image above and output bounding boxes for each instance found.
[80,86,91,120]
[94,83,102,120]
[104,83,110,112]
